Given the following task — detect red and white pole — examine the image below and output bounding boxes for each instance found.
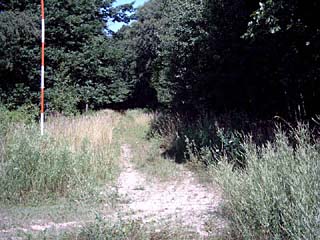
[40,0,45,135]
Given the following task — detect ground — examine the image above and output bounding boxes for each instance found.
[0,110,227,239]
[116,144,225,237]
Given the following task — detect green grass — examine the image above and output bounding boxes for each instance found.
[210,125,320,239]
[115,109,182,181]
[151,111,320,239]
[0,111,121,204]
[0,104,37,135]
[0,108,190,239]
[0,109,123,239]
[132,136,183,181]
[149,112,250,166]
[27,216,207,240]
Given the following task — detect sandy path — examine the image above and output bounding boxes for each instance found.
[0,143,225,239]
[117,144,225,237]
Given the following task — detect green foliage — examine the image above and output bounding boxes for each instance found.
[46,80,79,115]
[116,0,320,117]
[0,10,39,94]
[0,83,37,109]
[2,0,320,116]
[74,217,200,240]
[212,126,320,239]
[150,112,254,166]
[34,215,199,239]
[77,216,145,240]
[0,104,36,135]
[0,0,135,112]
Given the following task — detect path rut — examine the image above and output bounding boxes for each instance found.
[117,144,225,237]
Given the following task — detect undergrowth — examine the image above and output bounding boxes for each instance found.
[149,111,274,166]
[116,109,181,181]
[29,215,202,240]
[151,112,319,239]
[211,125,320,239]
[76,216,146,240]
[0,110,120,204]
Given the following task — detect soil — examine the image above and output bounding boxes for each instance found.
[116,144,226,238]
[0,143,226,239]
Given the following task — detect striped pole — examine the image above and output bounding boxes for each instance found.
[40,0,45,135]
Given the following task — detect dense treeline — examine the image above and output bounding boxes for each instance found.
[115,0,320,119]
[0,0,135,113]
[0,0,319,118]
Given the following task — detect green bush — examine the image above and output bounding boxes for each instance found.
[46,80,80,115]
[150,112,247,165]
[0,124,114,204]
[0,104,37,164]
[212,125,320,239]
[0,104,36,135]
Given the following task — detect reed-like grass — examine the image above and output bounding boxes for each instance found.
[211,125,320,239]
[0,111,120,204]
[115,110,182,181]
[31,216,201,240]
[46,111,120,150]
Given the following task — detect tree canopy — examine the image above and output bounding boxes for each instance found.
[0,0,134,112]
[0,0,319,118]
[112,0,320,118]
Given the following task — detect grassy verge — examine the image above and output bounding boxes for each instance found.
[115,109,183,181]
[1,108,189,239]
[209,125,320,239]
[0,111,121,204]
[8,108,316,239]
[27,216,204,240]
[151,112,320,239]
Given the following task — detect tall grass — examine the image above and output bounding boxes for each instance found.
[76,216,146,240]
[30,216,199,240]
[0,111,120,204]
[151,112,319,238]
[149,112,270,165]
[46,111,120,150]
[0,105,37,162]
[211,125,320,239]
[116,110,182,181]
[74,216,199,240]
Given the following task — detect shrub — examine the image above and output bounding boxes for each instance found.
[150,112,251,165]
[0,104,36,136]
[212,125,320,239]
[0,104,37,164]
[46,80,80,115]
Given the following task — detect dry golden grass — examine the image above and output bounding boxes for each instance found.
[46,111,120,151]
[133,112,153,126]
[44,111,122,184]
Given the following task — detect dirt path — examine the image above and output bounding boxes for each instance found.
[117,144,225,238]
[0,143,225,239]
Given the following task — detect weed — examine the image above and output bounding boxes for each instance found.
[116,109,181,181]
[77,215,145,240]
[0,112,120,204]
[150,112,251,166]
[211,125,320,239]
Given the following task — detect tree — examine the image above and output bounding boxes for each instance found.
[117,0,320,118]
[0,10,39,96]
[243,0,320,118]
[0,0,134,112]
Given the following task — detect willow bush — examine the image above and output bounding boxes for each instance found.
[212,125,320,239]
